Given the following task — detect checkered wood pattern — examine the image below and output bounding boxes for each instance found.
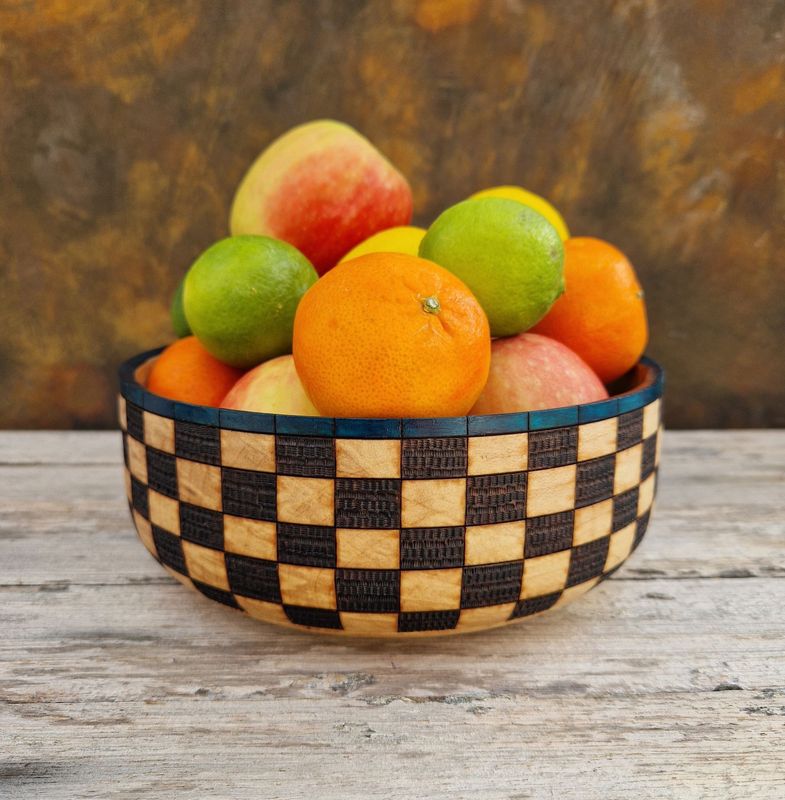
[119,359,662,637]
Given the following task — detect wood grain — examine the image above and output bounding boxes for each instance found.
[1,430,784,797]
[1,0,784,428]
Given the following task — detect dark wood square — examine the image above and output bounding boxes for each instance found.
[221,467,276,521]
[225,553,281,603]
[510,591,562,619]
[175,421,221,465]
[336,568,400,612]
[180,502,224,550]
[193,580,240,609]
[283,605,342,629]
[575,455,615,508]
[398,610,460,632]
[634,509,651,550]
[335,478,401,529]
[276,435,335,478]
[641,434,657,480]
[528,426,578,470]
[461,561,523,608]
[465,472,526,525]
[525,511,575,557]
[152,525,187,574]
[617,409,644,451]
[401,437,467,479]
[126,403,144,442]
[146,448,178,498]
[130,475,149,519]
[400,526,465,569]
[122,433,129,468]
[567,537,610,587]
[277,523,336,568]
[613,487,640,532]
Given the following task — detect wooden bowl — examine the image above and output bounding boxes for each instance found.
[119,349,663,637]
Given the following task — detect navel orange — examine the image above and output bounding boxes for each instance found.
[531,237,648,383]
[147,336,245,407]
[292,253,491,417]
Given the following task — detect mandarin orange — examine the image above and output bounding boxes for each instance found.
[147,336,245,407]
[292,252,491,417]
[531,237,648,383]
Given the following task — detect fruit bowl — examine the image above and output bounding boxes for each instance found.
[119,349,663,637]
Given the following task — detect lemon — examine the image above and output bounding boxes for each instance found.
[339,225,426,262]
[470,185,570,241]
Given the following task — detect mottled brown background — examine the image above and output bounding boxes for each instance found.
[1,0,784,428]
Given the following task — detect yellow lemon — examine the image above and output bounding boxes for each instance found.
[339,225,426,262]
[470,186,570,241]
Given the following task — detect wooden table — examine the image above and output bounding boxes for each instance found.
[2,431,784,799]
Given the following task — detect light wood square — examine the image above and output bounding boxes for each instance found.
[176,459,222,511]
[127,436,147,483]
[467,433,528,476]
[118,396,127,430]
[605,522,636,572]
[277,476,334,526]
[642,399,661,439]
[456,603,516,631]
[182,540,229,590]
[278,564,337,608]
[520,550,571,599]
[336,529,400,569]
[614,443,643,495]
[236,597,290,626]
[224,516,277,561]
[638,473,655,516]
[335,438,401,479]
[143,412,175,454]
[124,468,132,501]
[339,612,399,636]
[577,418,618,462]
[399,568,463,612]
[573,499,613,546]
[464,521,525,565]
[133,510,156,557]
[162,564,192,589]
[526,465,576,517]
[220,430,275,472]
[148,489,180,535]
[401,478,466,528]
[554,576,601,607]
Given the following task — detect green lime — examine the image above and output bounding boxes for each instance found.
[419,198,564,337]
[170,277,191,338]
[184,235,318,368]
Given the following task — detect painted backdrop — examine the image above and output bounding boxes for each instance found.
[1,0,784,428]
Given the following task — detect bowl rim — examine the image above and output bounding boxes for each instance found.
[118,348,664,437]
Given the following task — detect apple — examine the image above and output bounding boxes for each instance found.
[470,332,608,414]
[221,355,318,416]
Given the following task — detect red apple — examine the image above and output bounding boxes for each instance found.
[229,120,413,275]
[222,355,318,416]
[471,332,608,414]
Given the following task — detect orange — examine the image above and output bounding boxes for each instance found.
[531,237,648,383]
[292,253,491,417]
[147,336,245,407]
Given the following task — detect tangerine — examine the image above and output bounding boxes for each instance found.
[292,253,491,417]
[147,336,245,407]
[531,237,648,383]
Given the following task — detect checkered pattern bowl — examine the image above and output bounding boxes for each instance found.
[119,348,663,637]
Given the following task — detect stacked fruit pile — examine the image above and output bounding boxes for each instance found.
[148,120,648,418]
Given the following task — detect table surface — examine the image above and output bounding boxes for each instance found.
[2,430,784,800]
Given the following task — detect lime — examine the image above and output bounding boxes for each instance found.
[184,236,318,368]
[170,277,191,338]
[470,185,570,241]
[339,226,426,262]
[419,198,564,337]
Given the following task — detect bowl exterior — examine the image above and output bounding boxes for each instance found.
[119,352,663,637]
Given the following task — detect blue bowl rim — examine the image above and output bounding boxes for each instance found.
[118,347,664,437]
